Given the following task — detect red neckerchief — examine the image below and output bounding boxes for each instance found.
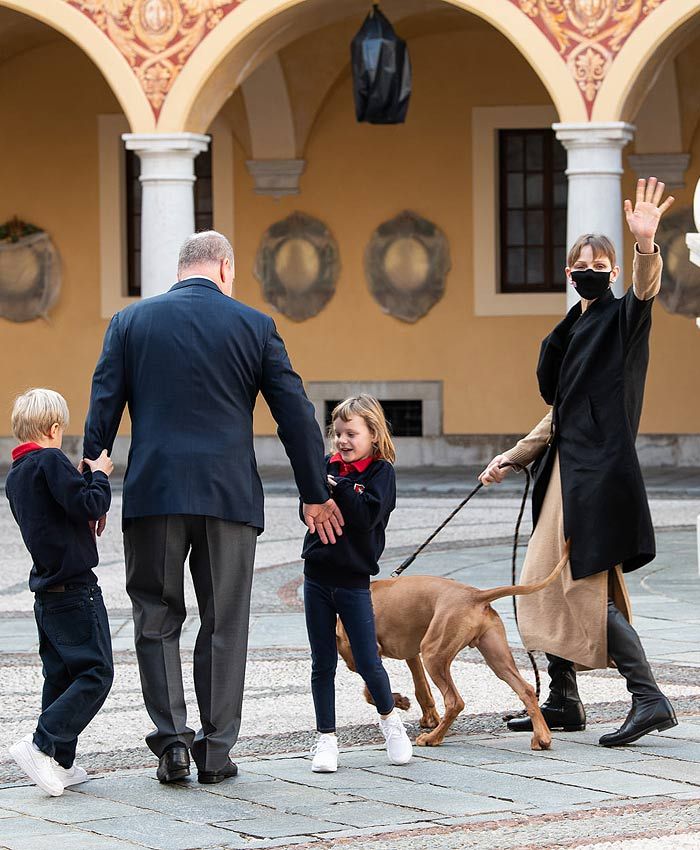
[12,442,44,461]
[330,453,376,477]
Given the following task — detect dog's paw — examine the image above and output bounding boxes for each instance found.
[419,711,440,729]
[392,692,411,711]
[416,732,442,747]
[530,735,552,751]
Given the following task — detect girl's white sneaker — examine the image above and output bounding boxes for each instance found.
[310,733,339,773]
[8,735,64,796]
[53,761,89,787]
[379,712,413,765]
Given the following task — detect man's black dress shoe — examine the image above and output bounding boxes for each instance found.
[197,759,238,784]
[157,744,190,783]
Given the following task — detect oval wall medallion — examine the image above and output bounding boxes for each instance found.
[656,206,700,319]
[0,218,61,323]
[365,210,450,322]
[254,212,340,321]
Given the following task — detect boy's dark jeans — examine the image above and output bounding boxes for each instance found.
[303,577,394,733]
[33,583,114,767]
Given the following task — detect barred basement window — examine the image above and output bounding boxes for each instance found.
[499,128,567,294]
[125,144,213,297]
[325,400,423,437]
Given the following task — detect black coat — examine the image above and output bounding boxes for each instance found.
[84,277,328,531]
[532,286,655,580]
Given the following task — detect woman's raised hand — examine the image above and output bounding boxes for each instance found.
[624,177,675,254]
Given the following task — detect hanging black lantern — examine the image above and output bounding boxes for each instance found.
[351,4,412,125]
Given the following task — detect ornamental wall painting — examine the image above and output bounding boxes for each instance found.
[66,1,671,123]
[509,0,670,116]
[66,0,241,116]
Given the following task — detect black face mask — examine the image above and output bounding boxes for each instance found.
[570,269,611,300]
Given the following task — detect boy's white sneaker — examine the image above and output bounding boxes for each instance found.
[53,761,89,787]
[310,733,339,773]
[379,712,413,765]
[8,735,64,796]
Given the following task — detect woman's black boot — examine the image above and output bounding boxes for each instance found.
[507,654,586,732]
[599,600,677,747]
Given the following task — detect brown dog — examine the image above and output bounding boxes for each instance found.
[336,543,570,751]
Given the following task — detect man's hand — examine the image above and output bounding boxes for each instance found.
[88,515,107,541]
[624,177,674,254]
[303,500,344,545]
[478,454,512,486]
[82,449,114,477]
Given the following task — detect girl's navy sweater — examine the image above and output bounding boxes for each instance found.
[301,456,396,589]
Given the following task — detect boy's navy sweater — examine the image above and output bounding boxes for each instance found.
[6,446,112,591]
[301,455,396,589]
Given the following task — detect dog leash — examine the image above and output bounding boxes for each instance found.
[390,462,542,701]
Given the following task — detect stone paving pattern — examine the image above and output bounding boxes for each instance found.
[0,467,699,849]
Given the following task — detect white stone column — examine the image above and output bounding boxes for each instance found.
[687,176,700,270]
[553,122,635,309]
[122,133,210,298]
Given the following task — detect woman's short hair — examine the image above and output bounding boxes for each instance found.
[11,388,69,442]
[567,233,616,268]
[328,394,396,464]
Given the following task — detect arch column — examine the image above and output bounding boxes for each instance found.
[123,133,210,298]
[687,178,700,271]
[554,122,635,309]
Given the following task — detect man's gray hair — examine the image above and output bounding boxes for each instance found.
[178,231,234,276]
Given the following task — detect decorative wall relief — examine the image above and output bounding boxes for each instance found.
[254,212,339,321]
[365,211,450,323]
[656,206,700,318]
[0,219,61,323]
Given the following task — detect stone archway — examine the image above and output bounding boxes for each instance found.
[158,0,585,134]
[0,0,153,130]
[593,0,700,123]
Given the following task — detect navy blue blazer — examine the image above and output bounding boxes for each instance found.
[83,277,328,531]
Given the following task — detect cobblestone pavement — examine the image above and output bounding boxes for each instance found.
[1,468,699,849]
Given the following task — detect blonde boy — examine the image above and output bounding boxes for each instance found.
[6,389,114,795]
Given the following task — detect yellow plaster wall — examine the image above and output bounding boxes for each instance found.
[239,28,700,437]
[0,40,120,435]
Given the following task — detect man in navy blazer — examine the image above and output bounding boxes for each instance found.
[84,231,342,784]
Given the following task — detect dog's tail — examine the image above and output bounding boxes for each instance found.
[474,540,571,606]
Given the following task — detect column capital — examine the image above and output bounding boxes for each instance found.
[553,122,635,149]
[122,132,210,155]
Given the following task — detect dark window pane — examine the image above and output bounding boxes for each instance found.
[525,174,543,207]
[553,209,567,244]
[553,137,567,171]
[499,128,566,294]
[526,133,543,170]
[553,171,567,208]
[553,246,567,281]
[526,210,544,245]
[504,133,524,171]
[526,248,544,284]
[507,247,525,285]
[507,211,525,245]
[507,173,524,208]
[325,400,422,437]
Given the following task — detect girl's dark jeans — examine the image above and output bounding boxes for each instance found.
[33,583,114,767]
[303,576,394,733]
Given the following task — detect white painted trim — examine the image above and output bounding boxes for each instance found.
[472,105,566,317]
[98,114,137,319]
